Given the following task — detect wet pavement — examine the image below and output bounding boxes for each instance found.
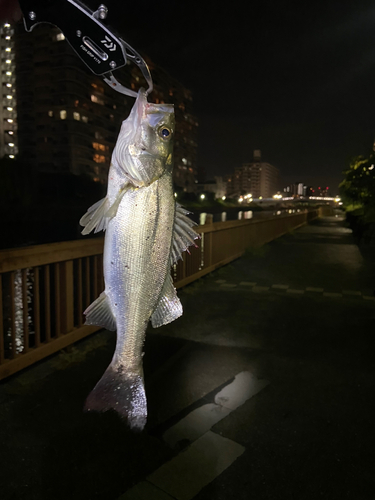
[1,214,375,499]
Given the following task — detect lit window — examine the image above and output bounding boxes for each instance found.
[6,71,11,76]
[6,95,12,99]
[7,118,13,123]
[56,33,65,41]
[7,107,13,111]
[4,23,11,28]
[5,47,11,52]
[93,154,106,163]
[8,143,14,147]
[8,131,13,135]
[73,112,80,121]
[48,110,53,117]
[91,95,104,105]
[182,158,187,165]
[6,83,12,87]
[93,142,106,151]
[82,116,88,123]
[91,83,104,93]
[5,60,11,64]
[5,35,10,40]
[60,110,67,119]
[9,155,15,159]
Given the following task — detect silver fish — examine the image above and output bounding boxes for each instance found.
[80,90,198,430]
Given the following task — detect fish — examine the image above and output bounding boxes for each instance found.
[79,89,198,430]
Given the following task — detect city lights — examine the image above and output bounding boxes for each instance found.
[222,196,226,200]
[200,194,205,200]
[273,194,282,199]
[243,193,253,200]
[238,197,243,203]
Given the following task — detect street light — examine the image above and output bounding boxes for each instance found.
[200,194,205,200]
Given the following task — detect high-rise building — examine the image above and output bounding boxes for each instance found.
[0,22,18,160]
[228,150,279,198]
[2,22,197,189]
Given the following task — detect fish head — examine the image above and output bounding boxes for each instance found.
[112,90,175,187]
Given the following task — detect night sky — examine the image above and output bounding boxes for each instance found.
[87,1,375,192]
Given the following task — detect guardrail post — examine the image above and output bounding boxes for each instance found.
[60,260,74,334]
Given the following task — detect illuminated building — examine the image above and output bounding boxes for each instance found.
[228,150,279,198]
[196,176,226,199]
[11,23,197,188]
[0,22,18,159]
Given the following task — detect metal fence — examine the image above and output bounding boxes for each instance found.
[0,208,320,380]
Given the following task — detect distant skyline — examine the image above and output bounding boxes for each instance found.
[82,1,375,192]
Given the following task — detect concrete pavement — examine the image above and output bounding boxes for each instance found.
[1,213,374,499]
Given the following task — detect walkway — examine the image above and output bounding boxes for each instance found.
[1,214,374,500]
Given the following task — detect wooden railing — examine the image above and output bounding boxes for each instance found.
[0,209,320,380]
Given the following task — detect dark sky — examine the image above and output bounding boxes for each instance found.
[90,0,375,192]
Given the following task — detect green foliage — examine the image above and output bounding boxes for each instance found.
[340,152,375,243]
[339,154,375,210]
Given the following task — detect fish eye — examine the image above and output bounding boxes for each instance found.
[158,126,172,140]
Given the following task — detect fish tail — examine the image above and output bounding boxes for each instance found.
[84,364,147,431]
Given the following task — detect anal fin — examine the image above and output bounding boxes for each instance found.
[151,275,183,328]
[84,292,116,331]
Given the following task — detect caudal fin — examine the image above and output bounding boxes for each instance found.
[84,364,147,431]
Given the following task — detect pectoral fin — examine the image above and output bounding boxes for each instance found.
[170,203,200,265]
[84,292,116,331]
[151,274,183,328]
[80,187,128,235]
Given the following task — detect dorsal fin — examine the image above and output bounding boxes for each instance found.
[171,204,200,265]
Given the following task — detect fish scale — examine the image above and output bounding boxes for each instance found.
[80,90,198,430]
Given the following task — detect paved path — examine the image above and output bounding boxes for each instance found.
[1,214,374,500]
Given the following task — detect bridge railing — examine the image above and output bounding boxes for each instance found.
[0,208,320,380]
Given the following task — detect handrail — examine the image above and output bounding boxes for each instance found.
[0,209,321,379]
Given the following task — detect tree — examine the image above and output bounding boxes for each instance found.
[339,154,375,211]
